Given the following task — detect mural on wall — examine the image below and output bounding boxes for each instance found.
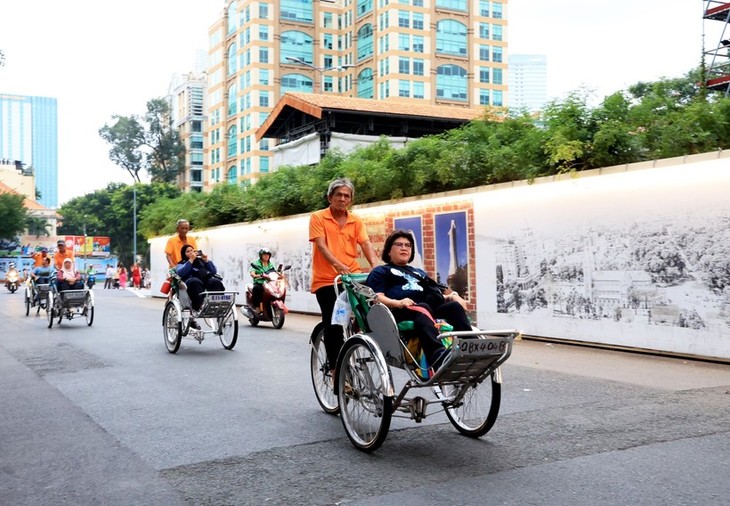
[434,211,470,299]
[393,216,424,269]
[489,167,730,336]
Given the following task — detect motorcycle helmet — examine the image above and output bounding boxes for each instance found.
[9,262,15,268]
[259,247,271,258]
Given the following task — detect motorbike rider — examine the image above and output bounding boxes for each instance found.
[5,262,19,290]
[250,248,276,313]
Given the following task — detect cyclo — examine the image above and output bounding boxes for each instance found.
[46,280,95,328]
[310,273,519,452]
[24,277,51,316]
[161,270,239,353]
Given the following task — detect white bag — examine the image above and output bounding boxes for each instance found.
[331,291,352,326]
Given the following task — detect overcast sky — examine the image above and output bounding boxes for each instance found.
[0,0,712,205]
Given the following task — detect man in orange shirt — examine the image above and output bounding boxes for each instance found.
[53,240,75,270]
[309,178,378,374]
[31,247,49,267]
[165,219,198,268]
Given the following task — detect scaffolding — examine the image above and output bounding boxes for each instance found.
[704,1,730,94]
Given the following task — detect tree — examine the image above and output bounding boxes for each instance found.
[99,98,185,183]
[0,193,27,240]
[25,216,51,238]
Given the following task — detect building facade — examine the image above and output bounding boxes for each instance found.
[169,72,207,192]
[205,0,507,187]
[0,94,59,207]
[507,54,547,113]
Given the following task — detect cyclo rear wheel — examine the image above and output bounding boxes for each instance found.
[337,337,392,453]
[442,373,501,438]
[309,323,339,415]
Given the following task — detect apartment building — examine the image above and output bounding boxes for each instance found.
[205,0,507,187]
[169,71,207,192]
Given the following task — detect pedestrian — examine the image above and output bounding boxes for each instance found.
[118,265,127,289]
[104,264,115,289]
[309,178,379,378]
[131,263,141,289]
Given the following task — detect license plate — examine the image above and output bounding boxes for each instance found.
[458,338,508,357]
[209,294,232,303]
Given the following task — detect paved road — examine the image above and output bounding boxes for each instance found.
[1,287,729,505]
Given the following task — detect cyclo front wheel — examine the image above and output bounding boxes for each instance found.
[85,293,94,326]
[309,323,339,415]
[442,373,501,438]
[218,311,238,350]
[337,336,393,453]
[163,302,182,354]
[46,292,54,328]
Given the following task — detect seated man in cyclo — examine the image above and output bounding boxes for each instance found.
[175,245,225,321]
[365,230,471,374]
[57,258,84,292]
[30,257,53,301]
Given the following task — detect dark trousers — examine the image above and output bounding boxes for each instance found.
[315,284,344,369]
[104,277,112,289]
[251,283,264,307]
[391,301,471,363]
[186,277,225,310]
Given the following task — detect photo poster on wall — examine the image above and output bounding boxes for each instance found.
[393,216,424,269]
[434,211,469,298]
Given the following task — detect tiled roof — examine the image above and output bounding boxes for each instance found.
[0,181,46,210]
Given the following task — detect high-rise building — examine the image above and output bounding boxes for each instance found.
[0,94,59,207]
[205,0,507,186]
[507,54,547,113]
[169,72,208,192]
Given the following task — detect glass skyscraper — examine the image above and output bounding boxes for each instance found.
[0,94,59,207]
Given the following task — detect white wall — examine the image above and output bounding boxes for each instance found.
[151,151,730,360]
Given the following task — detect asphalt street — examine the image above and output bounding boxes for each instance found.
[1,286,729,505]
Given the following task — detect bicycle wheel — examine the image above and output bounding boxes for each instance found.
[443,374,501,438]
[163,302,182,354]
[271,305,285,329]
[47,293,54,328]
[309,324,339,415]
[24,292,30,316]
[337,337,392,452]
[85,293,94,326]
[218,311,238,350]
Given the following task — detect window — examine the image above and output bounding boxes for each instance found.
[479,45,490,61]
[324,12,333,28]
[227,126,238,157]
[191,134,204,149]
[413,35,424,53]
[324,33,333,50]
[398,57,410,74]
[436,64,467,101]
[227,2,238,35]
[413,81,424,99]
[260,156,270,173]
[227,83,238,116]
[493,46,503,63]
[357,24,374,61]
[479,66,490,83]
[399,34,409,51]
[260,90,269,107]
[280,73,313,94]
[479,0,490,16]
[493,90,503,106]
[492,2,502,19]
[398,10,409,28]
[412,12,423,30]
[259,25,269,40]
[280,0,313,23]
[259,2,269,19]
[413,58,424,76]
[357,68,374,98]
[260,69,269,85]
[399,80,410,97]
[227,166,237,184]
[260,139,269,151]
[479,89,490,105]
[259,47,269,63]
[227,43,237,76]
[479,23,489,39]
[280,30,313,64]
[357,0,373,16]
[492,24,503,41]
[436,0,467,11]
[436,20,467,56]
[493,68,503,85]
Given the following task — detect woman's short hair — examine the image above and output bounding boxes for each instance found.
[327,178,355,200]
[382,229,415,264]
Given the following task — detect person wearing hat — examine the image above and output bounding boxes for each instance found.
[31,247,49,267]
[249,247,276,312]
[53,239,75,270]
[56,258,83,292]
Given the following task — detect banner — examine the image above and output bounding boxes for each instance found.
[64,236,111,257]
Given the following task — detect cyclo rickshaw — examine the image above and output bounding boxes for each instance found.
[24,277,51,316]
[310,273,519,452]
[162,271,239,353]
[46,281,95,328]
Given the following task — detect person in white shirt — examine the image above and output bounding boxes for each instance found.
[104,265,115,289]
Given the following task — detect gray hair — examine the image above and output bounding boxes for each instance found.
[327,178,355,200]
[176,219,190,228]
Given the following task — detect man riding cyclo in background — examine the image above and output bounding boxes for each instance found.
[249,247,276,313]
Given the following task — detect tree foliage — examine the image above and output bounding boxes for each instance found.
[0,193,27,240]
[99,98,185,183]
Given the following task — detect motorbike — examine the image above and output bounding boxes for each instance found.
[86,273,96,289]
[5,266,19,293]
[242,263,291,329]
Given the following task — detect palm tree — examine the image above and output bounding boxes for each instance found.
[26,216,51,238]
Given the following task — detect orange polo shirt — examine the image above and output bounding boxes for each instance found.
[165,235,198,266]
[309,207,369,293]
[53,250,75,270]
[32,251,49,267]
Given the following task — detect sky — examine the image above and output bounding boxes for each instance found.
[0,0,713,206]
